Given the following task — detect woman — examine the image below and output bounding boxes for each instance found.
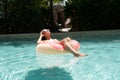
[37,29,88,57]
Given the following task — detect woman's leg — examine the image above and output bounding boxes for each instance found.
[60,37,87,57]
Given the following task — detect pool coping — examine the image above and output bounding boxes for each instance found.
[0,30,120,38]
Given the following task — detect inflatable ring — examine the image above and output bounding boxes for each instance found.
[36,40,80,54]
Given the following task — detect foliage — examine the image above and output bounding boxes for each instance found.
[0,0,120,34]
[66,0,120,31]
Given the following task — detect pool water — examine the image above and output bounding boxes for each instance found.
[0,34,120,80]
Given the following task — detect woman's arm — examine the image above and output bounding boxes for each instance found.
[37,31,44,44]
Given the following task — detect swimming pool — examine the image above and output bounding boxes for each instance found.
[0,31,120,80]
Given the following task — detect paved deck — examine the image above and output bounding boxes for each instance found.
[0,30,120,38]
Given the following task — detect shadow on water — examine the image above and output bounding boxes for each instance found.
[25,67,72,80]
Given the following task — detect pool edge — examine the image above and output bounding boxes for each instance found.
[0,30,120,38]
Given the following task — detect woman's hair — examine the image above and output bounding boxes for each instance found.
[41,36,47,40]
[41,29,50,40]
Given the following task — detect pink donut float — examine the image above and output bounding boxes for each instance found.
[36,40,80,54]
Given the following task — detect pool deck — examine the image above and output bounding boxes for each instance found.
[0,30,120,38]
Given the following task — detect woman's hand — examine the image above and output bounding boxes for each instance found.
[37,29,46,44]
[40,29,46,37]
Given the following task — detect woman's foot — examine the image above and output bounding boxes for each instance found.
[79,53,88,57]
[74,53,88,57]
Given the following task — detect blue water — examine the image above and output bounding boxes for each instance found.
[0,34,120,80]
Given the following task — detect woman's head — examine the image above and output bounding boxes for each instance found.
[41,29,51,40]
